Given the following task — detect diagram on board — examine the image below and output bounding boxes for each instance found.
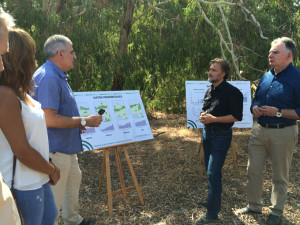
[77,102,96,134]
[114,101,132,129]
[186,81,253,129]
[74,90,153,150]
[128,100,148,128]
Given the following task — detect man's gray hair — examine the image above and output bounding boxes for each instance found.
[272,37,296,56]
[0,8,15,40]
[44,34,72,59]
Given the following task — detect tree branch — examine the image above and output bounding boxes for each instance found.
[197,2,244,79]
[196,0,268,80]
[132,8,151,25]
[220,39,225,59]
[217,4,241,79]
[134,0,180,24]
[198,0,268,40]
[291,0,300,7]
[240,5,268,39]
[244,61,266,73]
[198,0,236,6]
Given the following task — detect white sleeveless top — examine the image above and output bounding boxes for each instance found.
[0,95,50,190]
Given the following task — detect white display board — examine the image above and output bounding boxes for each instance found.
[74,90,153,150]
[185,81,253,129]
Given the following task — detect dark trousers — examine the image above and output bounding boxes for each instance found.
[202,127,232,218]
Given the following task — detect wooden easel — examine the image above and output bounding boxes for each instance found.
[198,131,238,179]
[98,143,144,215]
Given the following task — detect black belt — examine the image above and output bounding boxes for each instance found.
[258,121,296,129]
[204,124,231,130]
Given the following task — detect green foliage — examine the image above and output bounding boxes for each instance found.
[3,0,300,113]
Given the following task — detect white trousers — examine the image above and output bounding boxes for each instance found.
[0,172,21,225]
[50,152,83,225]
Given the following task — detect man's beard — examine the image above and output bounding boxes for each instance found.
[208,76,219,84]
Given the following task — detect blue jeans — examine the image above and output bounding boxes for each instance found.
[14,183,57,225]
[202,128,232,218]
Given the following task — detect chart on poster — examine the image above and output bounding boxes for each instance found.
[74,90,153,151]
[185,81,253,129]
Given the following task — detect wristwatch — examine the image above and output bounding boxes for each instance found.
[81,117,86,126]
[276,109,282,118]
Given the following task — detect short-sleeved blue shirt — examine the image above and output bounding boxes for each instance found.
[251,63,300,124]
[32,60,83,154]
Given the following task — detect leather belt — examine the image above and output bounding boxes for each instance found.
[258,121,296,129]
[204,124,231,130]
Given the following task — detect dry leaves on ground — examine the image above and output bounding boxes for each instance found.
[59,111,300,225]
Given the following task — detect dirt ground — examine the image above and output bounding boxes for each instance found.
[65,112,299,225]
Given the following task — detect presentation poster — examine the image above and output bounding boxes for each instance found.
[74,90,153,151]
[185,81,253,129]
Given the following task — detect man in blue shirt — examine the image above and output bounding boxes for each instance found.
[33,35,102,225]
[236,37,300,225]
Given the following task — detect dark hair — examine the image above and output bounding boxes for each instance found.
[0,27,37,101]
[210,58,230,80]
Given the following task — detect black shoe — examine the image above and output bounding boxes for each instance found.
[197,200,207,207]
[79,218,97,225]
[196,215,218,224]
[267,214,282,225]
[235,207,262,215]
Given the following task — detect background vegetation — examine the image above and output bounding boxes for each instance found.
[2,0,300,112]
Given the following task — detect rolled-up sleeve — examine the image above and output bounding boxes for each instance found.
[229,87,243,121]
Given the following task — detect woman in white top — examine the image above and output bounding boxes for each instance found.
[0,28,60,225]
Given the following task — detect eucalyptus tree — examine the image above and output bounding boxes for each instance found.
[34,0,270,87]
[2,0,299,112]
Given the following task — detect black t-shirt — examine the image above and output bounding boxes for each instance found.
[202,80,243,129]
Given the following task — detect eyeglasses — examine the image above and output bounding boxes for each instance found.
[57,49,76,56]
[67,50,76,56]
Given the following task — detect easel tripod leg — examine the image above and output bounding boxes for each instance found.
[122,146,144,205]
[114,147,127,198]
[99,156,106,192]
[104,150,113,216]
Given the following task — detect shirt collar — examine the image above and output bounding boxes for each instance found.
[271,62,293,76]
[210,80,226,91]
[46,60,69,80]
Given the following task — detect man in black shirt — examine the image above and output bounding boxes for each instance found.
[197,58,243,224]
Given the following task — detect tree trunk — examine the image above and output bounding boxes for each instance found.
[42,0,66,14]
[111,0,135,91]
[56,0,66,14]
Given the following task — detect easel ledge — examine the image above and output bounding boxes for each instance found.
[97,142,144,216]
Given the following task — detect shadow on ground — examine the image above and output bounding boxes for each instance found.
[57,112,300,225]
